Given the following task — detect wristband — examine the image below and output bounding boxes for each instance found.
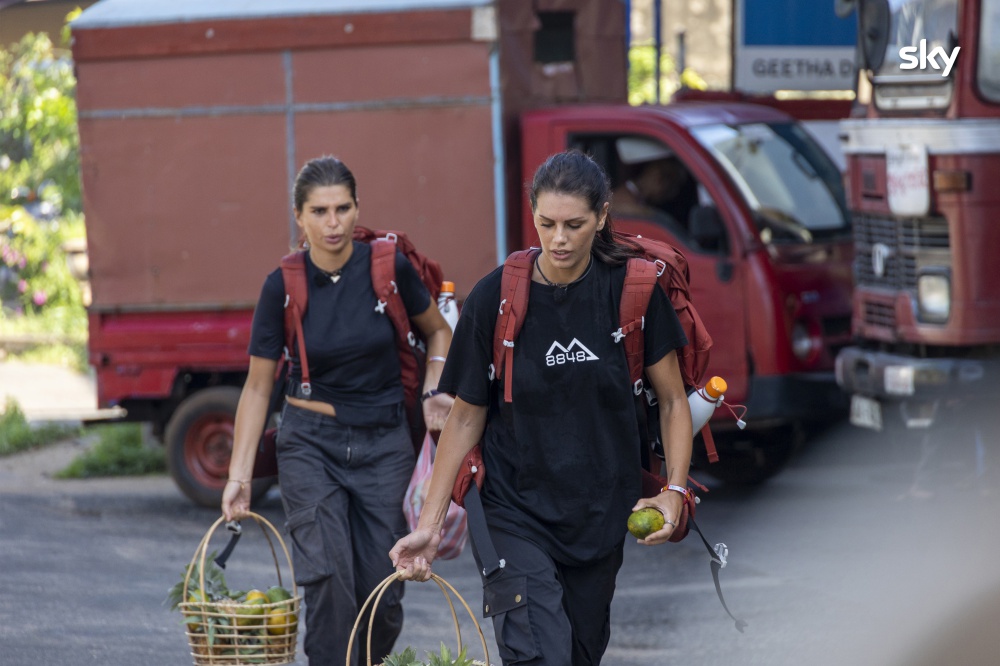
[422,389,443,401]
[662,484,690,499]
[428,356,447,363]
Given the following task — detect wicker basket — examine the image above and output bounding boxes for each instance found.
[178,513,302,666]
[349,571,491,666]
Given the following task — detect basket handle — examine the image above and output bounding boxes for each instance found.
[347,572,490,666]
[182,512,298,604]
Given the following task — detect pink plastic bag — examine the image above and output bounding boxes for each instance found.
[403,432,469,560]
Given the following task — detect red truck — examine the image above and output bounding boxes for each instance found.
[835,0,1000,434]
[71,0,852,505]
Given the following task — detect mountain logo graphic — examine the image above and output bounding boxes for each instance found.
[545,338,599,366]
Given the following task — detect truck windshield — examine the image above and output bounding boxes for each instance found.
[870,0,959,109]
[692,122,849,244]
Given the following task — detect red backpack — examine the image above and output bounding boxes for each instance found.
[454,234,715,534]
[253,226,443,478]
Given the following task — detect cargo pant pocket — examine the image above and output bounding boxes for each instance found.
[285,504,334,586]
[483,575,539,663]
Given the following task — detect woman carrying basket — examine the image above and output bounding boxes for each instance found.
[223,156,454,665]
[389,151,693,665]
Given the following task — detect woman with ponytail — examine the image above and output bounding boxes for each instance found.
[391,150,692,665]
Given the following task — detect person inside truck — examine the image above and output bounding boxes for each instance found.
[611,139,698,234]
[390,150,692,666]
[221,156,454,666]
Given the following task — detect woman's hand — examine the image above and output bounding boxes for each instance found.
[631,489,685,546]
[221,479,253,522]
[422,392,454,432]
[389,527,441,582]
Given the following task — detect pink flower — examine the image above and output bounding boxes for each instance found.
[32,290,47,306]
[17,279,27,293]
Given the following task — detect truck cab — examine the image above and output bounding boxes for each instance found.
[836,0,1000,431]
[521,103,853,482]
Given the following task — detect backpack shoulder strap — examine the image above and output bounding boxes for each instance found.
[369,237,412,344]
[493,249,537,403]
[279,251,311,396]
[619,257,659,394]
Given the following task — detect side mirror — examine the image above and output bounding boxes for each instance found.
[689,205,726,253]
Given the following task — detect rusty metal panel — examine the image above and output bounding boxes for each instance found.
[75,53,286,111]
[294,106,497,298]
[293,42,491,104]
[80,115,289,309]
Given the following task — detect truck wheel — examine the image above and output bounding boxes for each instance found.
[696,426,800,486]
[165,386,274,507]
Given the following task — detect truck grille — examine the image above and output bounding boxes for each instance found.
[863,301,896,329]
[853,215,950,290]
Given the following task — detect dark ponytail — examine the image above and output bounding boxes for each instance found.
[529,150,642,266]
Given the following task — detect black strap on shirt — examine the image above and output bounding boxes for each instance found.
[463,485,505,581]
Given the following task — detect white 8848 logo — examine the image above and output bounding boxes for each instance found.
[545,339,599,366]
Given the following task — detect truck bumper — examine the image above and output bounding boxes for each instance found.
[741,371,849,426]
[836,346,1000,429]
[835,347,993,399]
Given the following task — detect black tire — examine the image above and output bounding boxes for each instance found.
[695,426,800,486]
[165,386,274,507]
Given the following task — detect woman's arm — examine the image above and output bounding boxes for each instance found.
[221,355,278,521]
[389,397,486,581]
[410,302,455,431]
[632,349,693,545]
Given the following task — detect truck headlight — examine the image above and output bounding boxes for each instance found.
[791,321,821,362]
[917,273,950,323]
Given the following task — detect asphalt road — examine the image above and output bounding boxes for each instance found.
[3,418,999,666]
[2,362,999,665]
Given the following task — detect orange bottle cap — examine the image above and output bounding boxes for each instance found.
[704,376,727,399]
[441,281,455,293]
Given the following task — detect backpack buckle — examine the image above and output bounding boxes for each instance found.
[654,259,666,277]
[283,346,291,362]
[300,382,312,397]
[498,298,506,315]
[644,387,658,406]
[633,379,643,395]
[390,280,398,294]
[407,331,417,347]
[488,363,496,381]
[612,328,625,343]
[384,232,398,244]
[502,340,514,348]
[284,294,290,308]
[375,299,387,314]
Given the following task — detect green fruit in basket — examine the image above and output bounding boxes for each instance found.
[266,606,298,636]
[627,507,665,539]
[244,589,269,604]
[265,586,293,604]
[234,597,268,627]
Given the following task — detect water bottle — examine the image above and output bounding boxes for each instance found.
[689,376,730,431]
[438,281,459,332]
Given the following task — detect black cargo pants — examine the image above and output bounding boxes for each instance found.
[276,403,415,666]
[469,525,625,666]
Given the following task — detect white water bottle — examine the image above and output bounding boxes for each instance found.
[438,281,459,332]
[689,376,729,431]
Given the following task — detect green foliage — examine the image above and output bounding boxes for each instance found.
[383,643,476,666]
[0,397,81,455]
[0,21,89,345]
[0,30,80,213]
[165,550,232,612]
[383,647,421,666]
[54,423,167,478]
[1,206,86,317]
[628,45,707,106]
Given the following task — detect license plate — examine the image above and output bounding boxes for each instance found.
[850,394,883,431]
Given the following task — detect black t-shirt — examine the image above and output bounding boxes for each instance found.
[438,258,688,565]
[248,241,431,426]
